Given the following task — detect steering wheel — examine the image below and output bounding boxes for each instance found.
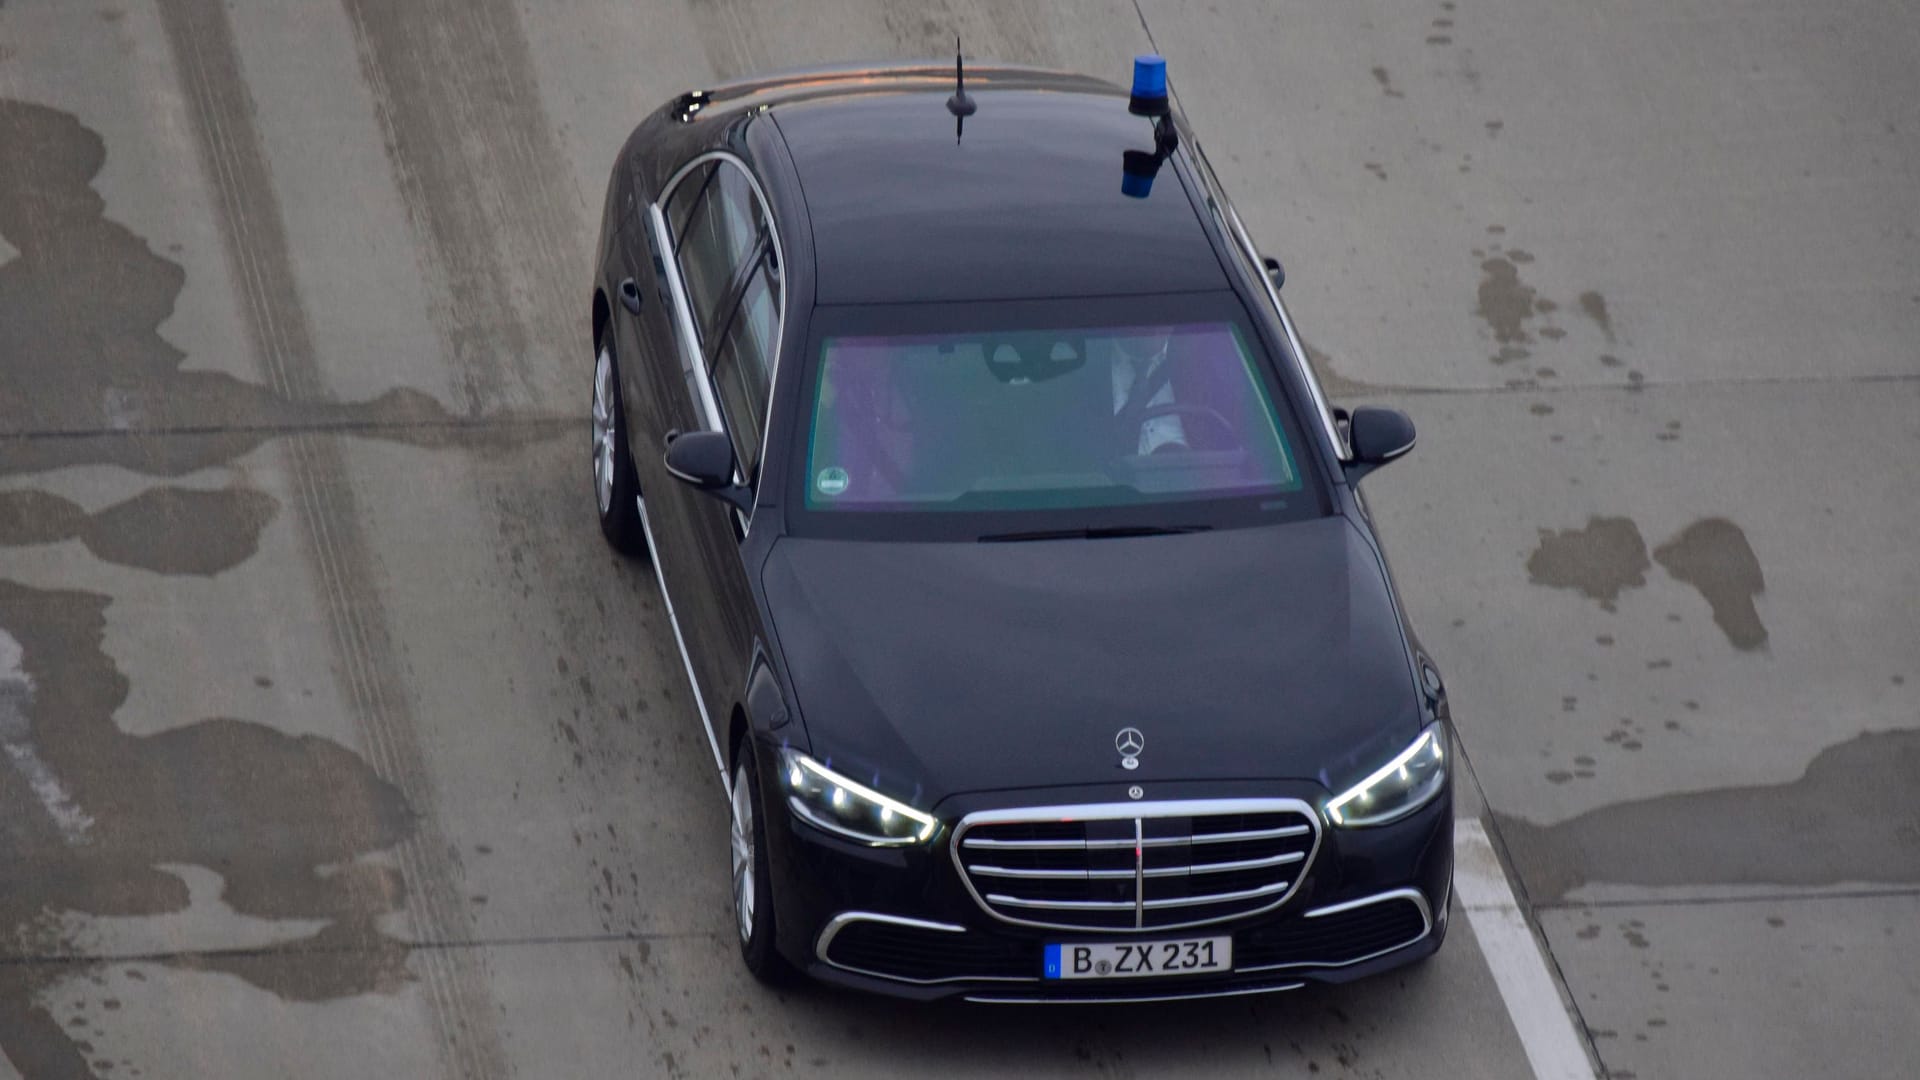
[1131,402,1242,452]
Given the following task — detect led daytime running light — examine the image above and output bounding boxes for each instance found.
[1325,727,1446,828]
[782,750,938,845]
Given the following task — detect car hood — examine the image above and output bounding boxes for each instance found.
[760,517,1424,811]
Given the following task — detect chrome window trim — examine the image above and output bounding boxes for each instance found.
[1233,887,1433,974]
[644,201,724,433]
[814,911,1036,986]
[635,495,728,791]
[654,150,789,496]
[950,797,1323,934]
[965,981,1306,1005]
[1218,200,1348,462]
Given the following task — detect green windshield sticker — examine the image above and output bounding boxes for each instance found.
[815,466,850,497]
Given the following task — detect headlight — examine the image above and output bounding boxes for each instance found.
[778,748,938,846]
[1324,726,1448,828]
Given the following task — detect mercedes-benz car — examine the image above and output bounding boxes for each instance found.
[586,56,1452,1003]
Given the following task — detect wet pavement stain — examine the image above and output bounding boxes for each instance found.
[1526,516,1651,611]
[0,486,275,575]
[1653,518,1767,650]
[1579,290,1617,344]
[1499,728,1920,900]
[1370,66,1405,99]
[1475,256,1538,359]
[0,580,416,1074]
[0,99,462,479]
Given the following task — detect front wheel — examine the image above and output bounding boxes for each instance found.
[731,750,791,984]
[591,341,647,556]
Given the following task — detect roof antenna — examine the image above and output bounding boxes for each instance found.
[946,36,976,143]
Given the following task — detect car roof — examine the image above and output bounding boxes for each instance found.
[762,68,1231,305]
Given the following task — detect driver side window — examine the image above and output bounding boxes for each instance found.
[675,163,769,343]
[709,247,780,474]
[663,155,783,476]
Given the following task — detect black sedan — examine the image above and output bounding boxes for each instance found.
[586,57,1452,1002]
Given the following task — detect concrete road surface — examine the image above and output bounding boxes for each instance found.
[1,0,1914,1077]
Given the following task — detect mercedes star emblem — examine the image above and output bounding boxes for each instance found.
[1114,727,1145,770]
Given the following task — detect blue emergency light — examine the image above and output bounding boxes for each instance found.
[1122,55,1175,197]
[1129,54,1169,116]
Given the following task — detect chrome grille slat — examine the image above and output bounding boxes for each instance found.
[986,893,1138,911]
[970,865,1137,880]
[1191,825,1311,843]
[961,835,1201,850]
[1144,880,1291,909]
[1161,850,1304,876]
[952,798,1322,932]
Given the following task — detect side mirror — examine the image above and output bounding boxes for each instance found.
[1261,255,1285,290]
[664,430,752,514]
[1344,406,1416,482]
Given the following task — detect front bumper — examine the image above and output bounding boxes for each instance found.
[756,751,1452,1002]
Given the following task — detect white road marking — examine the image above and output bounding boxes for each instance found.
[1456,819,1596,1080]
[0,628,95,844]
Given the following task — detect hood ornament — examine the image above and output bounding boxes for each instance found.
[1114,727,1145,771]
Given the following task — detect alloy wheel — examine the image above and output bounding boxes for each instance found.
[592,345,617,514]
[730,766,757,944]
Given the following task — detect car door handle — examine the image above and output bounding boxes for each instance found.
[618,277,643,315]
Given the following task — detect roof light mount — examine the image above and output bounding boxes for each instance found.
[1121,56,1179,199]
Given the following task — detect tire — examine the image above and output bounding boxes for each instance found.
[591,339,647,557]
[730,750,792,984]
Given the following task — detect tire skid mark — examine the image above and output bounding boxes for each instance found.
[689,0,1063,84]
[152,2,505,1076]
[338,0,586,415]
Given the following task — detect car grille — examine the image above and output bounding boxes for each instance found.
[951,798,1320,932]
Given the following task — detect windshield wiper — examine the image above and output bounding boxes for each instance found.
[977,524,1212,543]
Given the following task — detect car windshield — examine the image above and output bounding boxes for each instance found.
[790,294,1326,539]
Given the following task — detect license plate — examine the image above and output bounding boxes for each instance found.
[1044,936,1231,980]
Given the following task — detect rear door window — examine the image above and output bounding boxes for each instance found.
[675,163,767,341]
